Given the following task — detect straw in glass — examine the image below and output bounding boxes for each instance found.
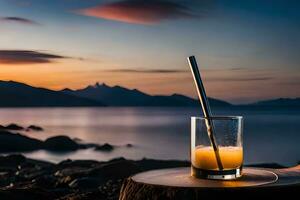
[188,56,224,170]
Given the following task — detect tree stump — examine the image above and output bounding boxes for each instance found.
[119,165,300,199]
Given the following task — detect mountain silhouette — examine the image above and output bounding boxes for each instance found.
[0,81,105,107]
[62,82,231,107]
[250,98,300,107]
[0,80,296,107]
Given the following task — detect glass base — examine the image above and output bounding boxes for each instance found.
[191,165,243,180]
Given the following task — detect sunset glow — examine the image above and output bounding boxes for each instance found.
[0,0,299,103]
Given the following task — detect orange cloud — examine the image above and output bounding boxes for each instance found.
[77,0,196,25]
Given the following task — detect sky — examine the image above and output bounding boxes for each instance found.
[0,0,299,103]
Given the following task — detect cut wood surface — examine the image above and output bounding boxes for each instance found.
[119,165,300,200]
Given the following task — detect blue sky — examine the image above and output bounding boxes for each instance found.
[0,0,299,103]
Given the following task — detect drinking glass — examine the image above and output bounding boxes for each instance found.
[191,116,243,180]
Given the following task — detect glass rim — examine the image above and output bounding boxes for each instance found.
[191,116,243,120]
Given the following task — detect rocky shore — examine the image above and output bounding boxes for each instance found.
[0,124,191,199]
[0,154,190,200]
[0,127,116,152]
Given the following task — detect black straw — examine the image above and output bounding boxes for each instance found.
[188,56,223,170]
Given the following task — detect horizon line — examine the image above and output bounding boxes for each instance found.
[0,79,298,105]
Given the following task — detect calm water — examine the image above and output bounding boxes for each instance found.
[0,107,299,166]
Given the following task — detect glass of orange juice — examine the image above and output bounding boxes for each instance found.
[191,116,243,180]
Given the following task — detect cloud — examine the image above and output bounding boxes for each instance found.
[0,17,39,25]
[76,0,199,25]
[0,50,68,64]
[105,69,188,73]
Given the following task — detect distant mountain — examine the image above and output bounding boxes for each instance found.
[62,82,232,107]
[0,81,105,107]
[249,98,300,107]
[2,80,296,107]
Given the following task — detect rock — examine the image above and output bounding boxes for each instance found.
[0,154,26,169]
[126,144,133,148]
[73,137,82,142]
[135,158,190,171]
[31,175,57,188]
[95,143,114,151]
[55,175,73,188]
[0,131,43,152]
[0,129,118,154]
[69,177,104,189]
[57,159,100,168]
[0,154,53,173]
[26,125,43,131]
[0,188,59,200]
[58,191,107,200]
[98,179,123,199]
[54,167,88,178]
[25,158,54,169]
[88,160,141,180]
[4,124,24,131]
[0,171,11,187]
[17,166,49,180]
[43,136,79,151]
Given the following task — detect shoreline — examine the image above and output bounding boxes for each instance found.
[0,154,293,200]
[0,154,294,200]
[0,154,190,200]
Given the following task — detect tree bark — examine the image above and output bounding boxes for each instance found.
[119,166,300,200]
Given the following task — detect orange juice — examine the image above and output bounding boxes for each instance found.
[192,145,243,170]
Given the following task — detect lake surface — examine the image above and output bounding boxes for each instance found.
[0,107,299,166]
